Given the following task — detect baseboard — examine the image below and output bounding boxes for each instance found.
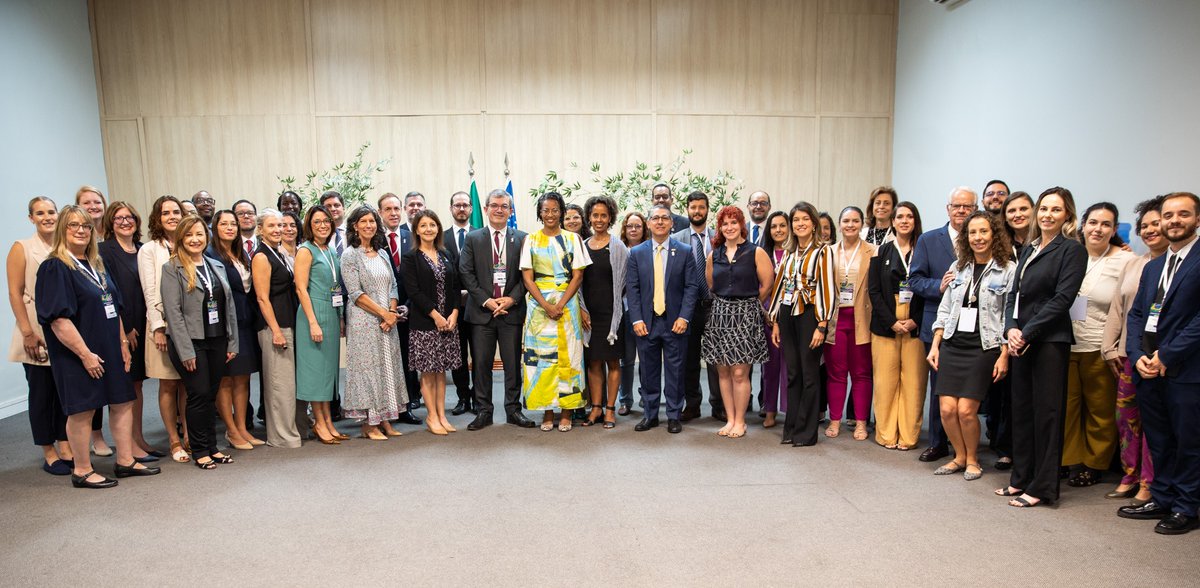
[0,396,28,420]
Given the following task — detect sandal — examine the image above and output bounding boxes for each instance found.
[194,457,217,470]
[852,423,868,441]
[170,442,190,463]
[540,415,555,432]
[602,406,616,429]
[994,486,1023,497]
[558,415,573,432]
[896,444,912,451]
[1009,495,1041,508]
[581,408,604,427]
[933,461,965,475]
[824,422,840,438]
[210,453,234,464]
[1067,468,1101,487]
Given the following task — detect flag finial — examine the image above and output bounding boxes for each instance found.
[504,153,510,178]
[468,152,475,178]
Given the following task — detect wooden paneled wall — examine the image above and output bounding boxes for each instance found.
[90,0,896,226]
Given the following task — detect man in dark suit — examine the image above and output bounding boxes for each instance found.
[443,191,475,415]
[627,204,701,434]
[908,186,977,462]
[746,191,770,247]
[672,191,723,421]
[651,183,689,233]
[1119,191,1200,535]
[459,189,535,430]
[379,192,422,425]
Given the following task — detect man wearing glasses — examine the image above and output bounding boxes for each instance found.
[377,192,422,425]
[191,190,216,225]
[908,186,978,463]
[460,190,534,430]
[982,180,1010,216]
[318,191,346,254]
[747,191,771,246]
[444,191,476,416]
[651,184,690,233]
[232,199,258,258]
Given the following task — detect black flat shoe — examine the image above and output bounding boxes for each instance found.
[1118,501,1169,520]
[667,419,682,434]
[994,457,1013,471]
[145,449,167,458]
[71,470,118,489]
[114,462,162,478]
[43,460,72,476]
[468,414,493,431]
[1106,486,1139,499]
[1067,468,1101,487]
[634,417,659,431]
[506,413,536,428]
[396,412,422,425]
[617,405,631,416]
[919,446,949,462]
[451,399,473,416]
[1156,513,1199,535]
[134,454,160,463]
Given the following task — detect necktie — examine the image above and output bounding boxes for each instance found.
[458,228,465,252]
[388,232,400,267]
[693,232,711,299]
[653,244,666,316]
[493,230,502,298]
[752,224,760,244]
[1157,253,1180,303]
[245,239,253,257]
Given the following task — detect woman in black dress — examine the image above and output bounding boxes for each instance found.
[579,196,628,429]
[1001,187,1087,508]
[926,212,1015,481]
[208,210,263,450]
[36,205,160,488]
[616,212,647,415]
[97,202,161,461]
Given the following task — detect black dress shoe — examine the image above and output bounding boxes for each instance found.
[114,462,162,478]
[1118,501,1169,520]
[396,412,422,425]
[468,413,493,431]
[680,408,700,422]
[617,405,631,416]
[506,413,536,428]
[919,446,950,462]
[712,410,727,423]
[667,419,683,434]
[1155,512,1199,535]
[994,457,1013,471]
[451,399,473,416]
[71,470,118,489]
[634,417,660,431]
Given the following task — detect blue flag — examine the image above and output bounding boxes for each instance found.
[506,180,518,230]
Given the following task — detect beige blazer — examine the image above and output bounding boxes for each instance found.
[827,240,875,346]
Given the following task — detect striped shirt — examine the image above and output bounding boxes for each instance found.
[767,242,837,322]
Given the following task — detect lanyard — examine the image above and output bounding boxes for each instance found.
[967,260,988,305]
[492,229,507,262]
[266,243,293,275]
[839,240,861,284]
[194,259,214,298]
[1160,252,1182,299]
[318,244,339,284]
[69,254,106,291]
[1085,246,1112,277]
[896,244,912,278]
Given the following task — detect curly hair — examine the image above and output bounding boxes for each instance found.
[583,196,618,234]
[148,195,183,242]
[711,206,746,249]
[955,211,1012,270]
[346,205,388,252]
[536,192,566,224]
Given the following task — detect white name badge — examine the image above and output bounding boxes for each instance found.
[494,271,507,289]
[898,279,913,304]
[958,307,978,333]
[101,292,117,320]
[1069,295,1088,321]
[839,284,854,305]
[206,299,219,325]
[1146,303,1161,333]
[331,293,344,308]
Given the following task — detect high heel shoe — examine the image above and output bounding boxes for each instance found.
[246,437,266,446]
[312,427,340,445]
[1106,485,1139,499]
[425,419,448,436]
[440,420,457,433]
[225,433,253,451]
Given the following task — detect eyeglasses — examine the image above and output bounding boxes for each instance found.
[948,204,976,211]
[488,203,511,210]
[984,190,1009,198]
[67,222,94,233]
[311,219,332,226]
[452,203,472,209]
[193,198,215,205]
[112,215,135,224]
[235,211,257,218]
[749,201,769,207]
[649,216,671,222]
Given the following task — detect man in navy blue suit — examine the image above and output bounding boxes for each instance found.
[626,204,700,434]
[908,186,977,462]
[1119,191,1200,535]
[379,192,423,425]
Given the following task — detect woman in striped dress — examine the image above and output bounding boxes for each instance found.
[768,202,837,447]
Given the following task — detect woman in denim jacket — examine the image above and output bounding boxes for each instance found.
[927,212,1016,481]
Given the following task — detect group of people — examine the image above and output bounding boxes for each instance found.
[9,181,1200,535]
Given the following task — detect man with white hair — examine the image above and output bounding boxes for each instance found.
[908,186,978,463]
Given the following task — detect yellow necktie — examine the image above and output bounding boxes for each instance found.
[654,244,666,315]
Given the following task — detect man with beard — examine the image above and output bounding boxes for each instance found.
[982,180,1010,215]
[1120,191,1200,535]
[652,183,689,233]
[747,191,771,246]
[672,191,724,421]
[319,191,347,254]
[378,192,423,425]
[232,199,259,257]
[444,191,475,415]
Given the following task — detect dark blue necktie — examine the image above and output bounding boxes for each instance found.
[693,232,711,299]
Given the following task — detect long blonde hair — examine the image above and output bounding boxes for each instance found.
[49,205,105,274]
[169,215,209,292]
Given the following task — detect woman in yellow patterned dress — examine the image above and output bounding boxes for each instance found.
[519,192,592,432]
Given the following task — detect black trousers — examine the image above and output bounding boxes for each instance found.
[684,300,721,415]
[1139,376,1200,517]
[396,322,421,409]
[25,364,67,446]
[1009,341,1069,502]
[168,336,228,459]
[451,322,473,402]
[779,305,821,445]
[985,376,1013,458]
[471,318,523,417]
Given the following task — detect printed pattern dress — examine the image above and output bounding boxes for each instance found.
[407,253,462,373]
[519,230,592,411]
[341,247,408,424]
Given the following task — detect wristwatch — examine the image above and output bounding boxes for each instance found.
[816,324,828,335]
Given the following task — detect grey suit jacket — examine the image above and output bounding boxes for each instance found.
[161,257,238,362]
[672,226,715,261]
[459,226,527,325]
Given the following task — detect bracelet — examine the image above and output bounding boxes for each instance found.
[121,340,129,344]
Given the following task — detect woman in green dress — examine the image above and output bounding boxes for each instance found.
[294,205,345,444]
[519,192,592,432]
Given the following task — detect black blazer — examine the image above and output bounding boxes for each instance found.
[1004,233,1087,345]
[401,248,462,332]
[458,226,528,325]
[206,246,258,329]
[867,241,926,338]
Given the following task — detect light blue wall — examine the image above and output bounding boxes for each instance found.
[893,0,1200,234]
[0,0,108,418]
